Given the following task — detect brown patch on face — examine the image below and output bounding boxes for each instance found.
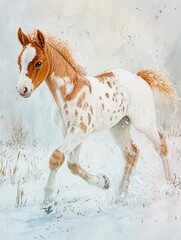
[79,122,87,133]
[99,96,102,100]
[18,42,49,90]
[49,149,65,170]
[17,50,24,72]
[64,103,68,109]
[105,93,109,98]
[92,124,95,129]
[88,113,91,125]
[26,42,50,90]
[76,92,86,108]
[102,103,105,110]
[96,71,114,81]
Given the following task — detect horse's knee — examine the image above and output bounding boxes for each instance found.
[49,149,65,170]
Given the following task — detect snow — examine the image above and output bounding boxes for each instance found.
[0,131,181,240]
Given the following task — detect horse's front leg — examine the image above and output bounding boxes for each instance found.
[43,126,86,211]
[43,150,65,204]
[68,148,110,190]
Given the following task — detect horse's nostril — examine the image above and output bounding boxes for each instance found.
[23,87,28,94]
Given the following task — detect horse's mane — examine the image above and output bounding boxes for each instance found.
[28,31,86,76]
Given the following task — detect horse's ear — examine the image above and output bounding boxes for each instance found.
[36,29,45,48]
[17,27,29,46]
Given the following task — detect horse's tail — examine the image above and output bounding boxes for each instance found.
[137,69,179,103]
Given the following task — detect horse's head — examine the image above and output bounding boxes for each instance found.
[16,28,50,98]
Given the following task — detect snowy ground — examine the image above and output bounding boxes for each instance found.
[0,130,181,240]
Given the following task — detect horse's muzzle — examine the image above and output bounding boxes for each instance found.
[20,90,32,98]
[16,86,32,98]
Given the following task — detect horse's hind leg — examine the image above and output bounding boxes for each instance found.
[67,146,110,190]
[144,127,174,183]
[158,131,173,182]
[127,83,179,186]
[110,117,139,198]
[121,142,139,196]
[132,115,175,185]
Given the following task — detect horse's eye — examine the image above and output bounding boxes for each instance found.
[35,62,42,68]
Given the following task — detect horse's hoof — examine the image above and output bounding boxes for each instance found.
[41,200,57,214]
[167,174,181,188]
[172,175,181,188]
[43,205,53,214]
[102,175,110,189]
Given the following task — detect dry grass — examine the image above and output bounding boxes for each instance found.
[0,119,40,208]
[168,119,181,137]
[0,143,39,183]
[0,147,9,185]
[0,159,8,185]
[15,180,27,208]
[0,143,40,208]
[5,119,28,147]
[9,151,20,185]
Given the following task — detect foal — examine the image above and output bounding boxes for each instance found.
[16,28,178,207]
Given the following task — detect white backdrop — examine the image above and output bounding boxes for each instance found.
[0,0,180,145]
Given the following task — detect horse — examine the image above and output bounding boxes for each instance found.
[16,28,179,209]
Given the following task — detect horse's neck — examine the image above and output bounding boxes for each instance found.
[45,45,77,107]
